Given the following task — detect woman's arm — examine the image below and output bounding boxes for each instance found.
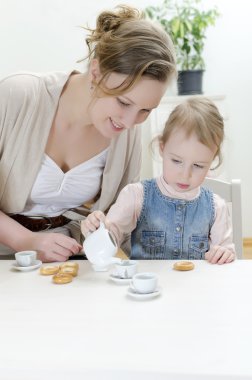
[0,211,82,262]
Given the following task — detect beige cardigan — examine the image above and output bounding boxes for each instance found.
[0,71,142,216]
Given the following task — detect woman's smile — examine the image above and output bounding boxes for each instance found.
[110,118,125,132]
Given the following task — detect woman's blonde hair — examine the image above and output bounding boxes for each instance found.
[159,97,224,168]
[84,5,177,95]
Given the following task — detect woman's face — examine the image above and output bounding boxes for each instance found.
[88,72,168,139]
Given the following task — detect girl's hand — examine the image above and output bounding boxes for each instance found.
[205,245,236,264]
[28,232,82,263]
[81,210,106,238]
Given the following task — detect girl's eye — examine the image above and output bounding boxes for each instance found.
[194,164,204,169]
[172,158,182,164]
[117,98,130,107]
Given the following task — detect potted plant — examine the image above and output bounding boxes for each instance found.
[144,0,219,95]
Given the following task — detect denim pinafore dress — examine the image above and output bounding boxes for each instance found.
[131,179,215,260]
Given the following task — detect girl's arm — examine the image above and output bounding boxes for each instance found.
[81,182,144,247]
[106,182,144,246]
[206,194,236,264]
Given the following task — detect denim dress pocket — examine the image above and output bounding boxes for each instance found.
[141,231,166,259]
[188,235,209,260]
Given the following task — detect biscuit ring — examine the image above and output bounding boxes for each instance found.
[40,265,59,275]
[52,273,73,284]
[60,262,79,271]
[59,266,78,277]
[173,261,195,271]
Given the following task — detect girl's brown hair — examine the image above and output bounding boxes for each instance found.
[84,5,177,95]
[159,97,224,168]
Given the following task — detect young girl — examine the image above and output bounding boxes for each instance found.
[0,5,176,262]
[82,97,235,264]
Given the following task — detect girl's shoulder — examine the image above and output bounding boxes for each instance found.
[121,181,143,194]
[201,186,225,204]
[212,192,227,208]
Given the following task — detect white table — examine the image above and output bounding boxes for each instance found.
[0,260,252,380]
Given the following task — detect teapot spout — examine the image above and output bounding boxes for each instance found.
[91,256,122,268]
[109,257,122,265]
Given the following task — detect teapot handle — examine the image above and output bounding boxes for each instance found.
[85,221,105,238]
[99,222,105,229]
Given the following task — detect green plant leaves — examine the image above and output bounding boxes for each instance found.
[144,0,219,70]
[171,18,180,35]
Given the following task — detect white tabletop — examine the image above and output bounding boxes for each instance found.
[0,259,252,380]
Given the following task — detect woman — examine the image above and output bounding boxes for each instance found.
[0,5,176,262]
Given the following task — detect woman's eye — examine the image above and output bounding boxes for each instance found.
[117,98,130,107]
[194,164,204,169]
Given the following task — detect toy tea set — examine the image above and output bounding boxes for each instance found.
[83,222,160,299]
[12,222,193,298]
[12,223,161,299]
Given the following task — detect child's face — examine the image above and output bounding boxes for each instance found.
[160,128,217,192]
[88,71,168,140]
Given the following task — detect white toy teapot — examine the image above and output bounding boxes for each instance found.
[83,222,121,270]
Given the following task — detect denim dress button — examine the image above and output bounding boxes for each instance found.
[177,204,185,211]
[176,225,181,232]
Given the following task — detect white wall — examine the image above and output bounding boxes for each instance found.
[204,0,252,238]
[1,0,252,237]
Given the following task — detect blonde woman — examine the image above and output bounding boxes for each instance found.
[82,98,235,264]
[0,5,176,262]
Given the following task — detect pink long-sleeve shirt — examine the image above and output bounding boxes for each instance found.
[106,176,235,254]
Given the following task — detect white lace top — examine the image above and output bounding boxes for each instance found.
[22,149,108,217]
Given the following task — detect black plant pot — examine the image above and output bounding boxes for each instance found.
[177,70,204,95]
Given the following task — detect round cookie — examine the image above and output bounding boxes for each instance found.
[40,265,59,275]
[59,266,78,277]
[60,262,79,271]
[173,261,194,271]
[52,273,73,284]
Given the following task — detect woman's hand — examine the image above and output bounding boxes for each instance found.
[81,210,106,238]
[28,232,82,263]
[205,245,236,264]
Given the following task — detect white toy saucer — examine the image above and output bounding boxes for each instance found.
[12,260,42,272]
[109,273,132,285]
[127,286,161,300]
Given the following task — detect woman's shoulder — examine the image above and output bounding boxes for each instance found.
[0,71,42,88]
[0,71,73,97]
[0,72,43,106]
[0,71,73,112]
